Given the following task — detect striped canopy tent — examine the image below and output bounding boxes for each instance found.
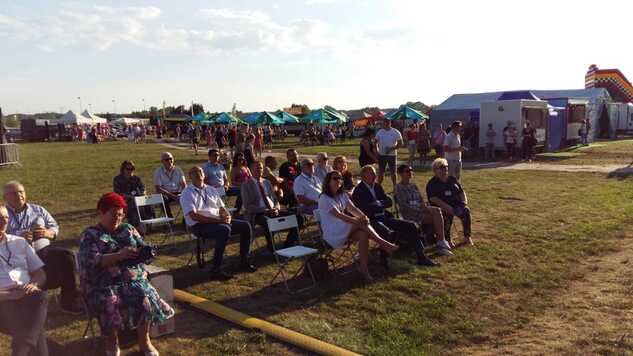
[386,106,428,121]
[213,112,245,124]
[300,108,347,124]
[274,110,300,124]
[243,112,284,125]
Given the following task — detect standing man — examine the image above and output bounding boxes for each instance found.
[485,123,497,161]
[443,121,464,181]
[202,148,230,191]
[278,149,301,206]
[180,166,256,280]
[293,159,322,215]
[3,181,83,314]
[375,119,403,187]
[154,152,187,217]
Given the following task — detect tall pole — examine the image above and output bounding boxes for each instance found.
[112,99,116,116]
[88,103,92,112]
[0,107,6,144]
[142,98,146,112]
[77,96,82,113]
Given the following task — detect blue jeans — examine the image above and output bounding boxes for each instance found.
[191,219,253,271]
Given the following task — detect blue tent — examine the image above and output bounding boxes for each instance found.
[213,112,245,124]
[243,112,284,125]
[300,108,347,124]
[386,105,428,121]
[275,111,300,124]
[191,112,213,125]
[498,91,541,101]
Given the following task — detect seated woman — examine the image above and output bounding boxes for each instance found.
[230,152,252,213]
[426,158,473,246]
[262,156,284,199]
[332,156,355,192]
[0,204,49,356]
[78,193,174,356]
[113,160,147,230]
[318,172,398,282]
[395,164,453,255]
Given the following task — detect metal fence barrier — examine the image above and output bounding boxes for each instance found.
[0,143,20,167]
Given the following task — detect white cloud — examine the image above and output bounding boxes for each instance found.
[0,5,406,56]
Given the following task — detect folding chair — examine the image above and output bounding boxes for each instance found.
[135,194,176,246]
[267,214,318,293]
[313,210,356,274]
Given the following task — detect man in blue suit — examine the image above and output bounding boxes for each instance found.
[351,165,437,267]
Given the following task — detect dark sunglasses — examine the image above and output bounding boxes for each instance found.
[332,176,343,181]
[163,157,173,161]
[125,167,135,171]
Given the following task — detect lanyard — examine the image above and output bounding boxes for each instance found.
[0,240,13,268]
[162,167,176,183]
[194,187,209,207]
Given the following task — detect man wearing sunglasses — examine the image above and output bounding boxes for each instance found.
[154,152,187,218]
[426,158,473,247]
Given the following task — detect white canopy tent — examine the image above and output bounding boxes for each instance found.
[81,110,107,124]
[110,117,149,126]
[56,110,95,125]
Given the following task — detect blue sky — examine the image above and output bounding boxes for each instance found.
[1,0,631,114]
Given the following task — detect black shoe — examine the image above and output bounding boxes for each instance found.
[239,262,257,273]
[379,251,390,270]
[417,256,439,267]
[59,300,84,315]
[209,269,233,281]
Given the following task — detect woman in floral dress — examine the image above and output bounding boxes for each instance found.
[78,192,173,356]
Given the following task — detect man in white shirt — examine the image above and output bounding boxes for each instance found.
[314,152,333,184]
[0,204,49,356]
[375,119,403,187]
[180,166,256,280]
[443,121,464,181]
[154,152,187,217]
[293,159,322,215]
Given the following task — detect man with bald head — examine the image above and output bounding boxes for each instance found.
[3,180,82,314]
[154,151,186,217]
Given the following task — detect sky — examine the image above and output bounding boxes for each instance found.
[0,0,631,114]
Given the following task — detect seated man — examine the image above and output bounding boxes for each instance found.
[278,149,300,206]
[262,156,284,199]
[154,151,187,218]
[0,203,49,356]
[314,152,333,183]
[241,161,304,253]
[180,166,256,280]
[4,181,83,314]
[426,158,473,246]
[395,164,453,256]
[292,159,322,215]
[352,165,437,267]
[202,148,230,192]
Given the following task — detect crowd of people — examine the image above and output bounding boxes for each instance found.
[1,118,478,356]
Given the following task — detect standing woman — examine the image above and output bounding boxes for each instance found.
[78,193,173,356]
[358,128,379,167]
[417,121,431,166]
[254,127,264,158]
[405,124,418,165]
[318,172,398,281]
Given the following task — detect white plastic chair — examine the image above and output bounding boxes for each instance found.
[267,214,318,293]
[135,194,175,236]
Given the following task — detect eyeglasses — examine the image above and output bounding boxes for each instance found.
[162,158,173,162]
[332,176,343,181]
[437,165,448,170]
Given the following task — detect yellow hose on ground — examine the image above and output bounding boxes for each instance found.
[174,289,362,356]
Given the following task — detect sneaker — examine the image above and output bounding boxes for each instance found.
[436,248,454,257]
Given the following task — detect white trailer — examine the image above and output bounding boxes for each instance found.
[479,100,548,149]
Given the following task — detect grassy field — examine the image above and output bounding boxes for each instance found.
[1,141,633,355]
[534,139,633,166]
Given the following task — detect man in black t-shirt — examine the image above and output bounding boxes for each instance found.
[278,148,300,206]
[426,157,473,247]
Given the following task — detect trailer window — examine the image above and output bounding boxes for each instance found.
[569,105,586,123]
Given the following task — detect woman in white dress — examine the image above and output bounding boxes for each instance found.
[318,171,398,281]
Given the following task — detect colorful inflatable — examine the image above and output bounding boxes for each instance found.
[585,64,633,103]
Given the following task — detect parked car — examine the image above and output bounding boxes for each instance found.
[6,128,21,142]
